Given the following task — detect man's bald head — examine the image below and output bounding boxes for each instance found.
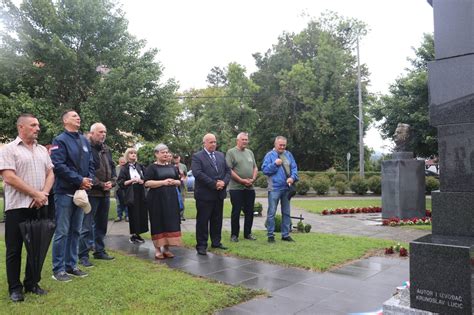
[203,133,217,152]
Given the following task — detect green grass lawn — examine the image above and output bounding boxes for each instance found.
[402,225,432,231]
[292,198,432,214]
[0,242,260,313]
[181,230,396,272]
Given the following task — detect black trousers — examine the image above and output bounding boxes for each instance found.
[195,199,223,250]
[5,207,45,293]
[230,190,255,238]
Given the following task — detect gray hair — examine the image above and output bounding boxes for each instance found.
[90,122,106,133]
[236,132,248,140]
[154,143,168,152]
[274,136,287,144]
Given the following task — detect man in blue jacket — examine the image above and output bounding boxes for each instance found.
[262,136,298,243]
[50,110,95,282]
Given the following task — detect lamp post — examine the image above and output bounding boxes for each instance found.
[356,36,364,178]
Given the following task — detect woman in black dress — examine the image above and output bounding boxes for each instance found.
[117,148,149,244]
[144,143,182,259]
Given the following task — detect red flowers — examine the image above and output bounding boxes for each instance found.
[399,247,408,257]
[385,247,394,254]
[385,243,409,257]
[321,206,382,215]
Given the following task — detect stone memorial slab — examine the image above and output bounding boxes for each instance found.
[432,0,474,59]
[428,54,474,125]
[437,123,474,192]
[410,235,473,314]
[431,191,474,237]
[382,1,474,314]
[429,93,474,127]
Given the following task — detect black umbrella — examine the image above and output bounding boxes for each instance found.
[19,207,56,284]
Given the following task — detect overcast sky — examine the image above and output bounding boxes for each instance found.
[120,0,434,153]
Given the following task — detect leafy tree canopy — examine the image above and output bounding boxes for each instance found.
[0,0,178,152]
[251,11,370,170]
[369,33,436,157]
[170,62,259,160]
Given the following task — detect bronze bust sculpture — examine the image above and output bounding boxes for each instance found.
[393,123,411,152]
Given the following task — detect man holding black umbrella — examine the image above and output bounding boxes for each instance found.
[0,114,54,302]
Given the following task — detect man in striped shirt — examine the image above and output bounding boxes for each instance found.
[0,114,54,302]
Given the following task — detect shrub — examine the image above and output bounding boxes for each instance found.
[254,176,268,188]
[425,176,440,194]
[296,221,305,232]
[253,202,263,216]
[334,181,347,195]
[332,173,348,184]
[367,175,382,194]
[312,176,331,195]
[350,175,368,195]
[295,179,310,195]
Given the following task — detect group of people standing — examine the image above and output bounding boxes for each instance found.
[192,132,299,255]
[0,110,299,303]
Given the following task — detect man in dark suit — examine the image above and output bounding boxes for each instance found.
[192,133,231,255]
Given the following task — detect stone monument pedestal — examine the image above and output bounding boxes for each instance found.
[383,1,474,314]
[381,152,426,219]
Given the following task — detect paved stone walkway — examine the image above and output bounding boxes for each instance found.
[103,196,429,314]
[0,196,428,314]
[108,197,430,243]
[106,235,409,315]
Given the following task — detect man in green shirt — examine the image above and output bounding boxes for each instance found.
[226,132,258,242]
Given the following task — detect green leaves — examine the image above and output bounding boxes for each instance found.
[370,34,436,157]
[0,0,177,151]
[251,12,368,170]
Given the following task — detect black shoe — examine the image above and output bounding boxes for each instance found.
[25,285,47,295]
[129,235,138,244]
[244,234,257,241]
[230,235,239,242]
[52,271,72,282]
[135,234,145,243]
[94,252,115,260]
[66,268,88,278]
[79,257,94,268]
[10,291,24,302]
[281,236,295,242]
[180,216,186,221]
[114,217,122,222]
[197,248,207,256]
[211,244,228,250]
[268,236,275,243]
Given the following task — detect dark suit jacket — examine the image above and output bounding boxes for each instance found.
[192,150,231,201]
[117,162,145,189]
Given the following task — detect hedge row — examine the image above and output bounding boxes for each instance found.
[254,172,439,196]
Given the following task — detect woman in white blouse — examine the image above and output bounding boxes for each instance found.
[117,148,149,244]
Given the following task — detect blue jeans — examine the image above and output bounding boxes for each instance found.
[266,189,291,238]
[79,196,110,259]
[52,194,84,273]
[115,189,128,219]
